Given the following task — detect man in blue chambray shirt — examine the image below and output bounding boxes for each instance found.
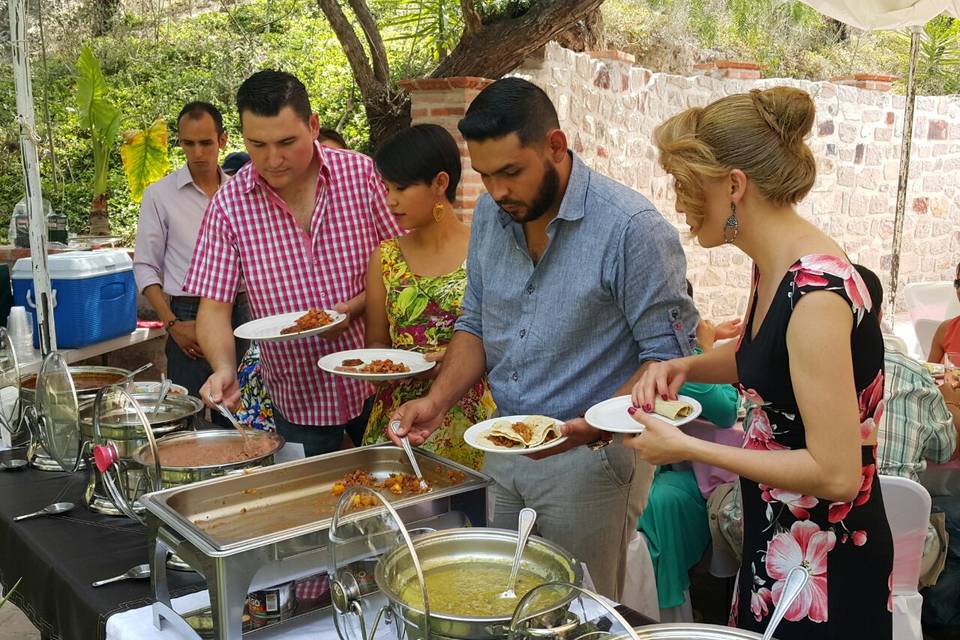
[389,78,698,599]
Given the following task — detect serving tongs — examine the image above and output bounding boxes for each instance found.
[389,420,429,492]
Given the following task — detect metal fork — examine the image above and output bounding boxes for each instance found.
[207,394,251,447]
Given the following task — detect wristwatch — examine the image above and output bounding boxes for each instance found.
[166,318,178,331]
[588,431,614,451]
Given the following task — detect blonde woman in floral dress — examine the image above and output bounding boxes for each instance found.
[361,124,494,470]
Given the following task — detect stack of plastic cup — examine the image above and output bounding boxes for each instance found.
[7,306,34,360]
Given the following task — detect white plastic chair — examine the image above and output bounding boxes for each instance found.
[902,281,960,324]
[880,475,932,640]
[912,318,941,361]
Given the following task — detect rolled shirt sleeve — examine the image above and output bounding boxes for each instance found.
[611,209,699,364]
[133,187,166,293]
[182,199,241,303]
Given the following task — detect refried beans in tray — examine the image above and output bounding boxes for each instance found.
[145,437,276,467]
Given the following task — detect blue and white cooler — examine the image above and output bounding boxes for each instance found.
[12,250,137,349]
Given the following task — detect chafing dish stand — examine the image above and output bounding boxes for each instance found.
[141,445,490,639]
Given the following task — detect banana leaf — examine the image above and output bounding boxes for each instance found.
[120,119,170,202]
[75,45,121,198]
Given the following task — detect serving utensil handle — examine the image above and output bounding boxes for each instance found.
[762,566,808,640]
[506,508,537,592]
[13,508,42,522]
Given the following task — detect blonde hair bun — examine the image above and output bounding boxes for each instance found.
[749,87,815,149]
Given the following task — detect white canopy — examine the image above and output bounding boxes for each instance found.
[801,0,960,30]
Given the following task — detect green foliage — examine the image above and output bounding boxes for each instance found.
[0,578,21,610]
[75,45,122,198]
[380,0,463,61]
[605,0,898,83]
[120,118,170,203]
[0,0,416,245]
[888,16,960,95]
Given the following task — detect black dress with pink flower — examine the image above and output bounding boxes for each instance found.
[731,255,893,639]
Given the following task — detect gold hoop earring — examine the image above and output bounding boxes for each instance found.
[723,203,739,244]
[433,202,445,222]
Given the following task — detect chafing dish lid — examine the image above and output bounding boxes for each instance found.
[35,352,81,469]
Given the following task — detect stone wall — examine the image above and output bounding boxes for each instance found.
[407,43,960,318]
[514,43,960,318]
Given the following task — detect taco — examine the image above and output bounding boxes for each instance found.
[654,399,694,420]
[485,415,561,449]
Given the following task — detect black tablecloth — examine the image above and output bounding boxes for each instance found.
[0,450,205,640]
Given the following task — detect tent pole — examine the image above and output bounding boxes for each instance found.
[888,26,922,321]
[9,0,56,354]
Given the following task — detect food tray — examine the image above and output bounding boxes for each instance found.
[139,444,489,555]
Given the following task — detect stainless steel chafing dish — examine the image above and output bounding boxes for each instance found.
[81,391,204,515]
[20,353,130,471]
[140,445,491,639]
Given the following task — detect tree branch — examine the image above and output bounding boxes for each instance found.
[315,0,379,97]
[347,0,390,84]
[433,0,605,79]
[460,0,482,35]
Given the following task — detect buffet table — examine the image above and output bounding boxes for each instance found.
[0,450,204,640]
[0,446,654,640]
[14,327,165,376]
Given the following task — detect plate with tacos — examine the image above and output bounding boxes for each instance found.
[464,415,568,454]
[584,394,702,434]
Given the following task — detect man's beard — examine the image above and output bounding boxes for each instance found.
[497,161,560,224]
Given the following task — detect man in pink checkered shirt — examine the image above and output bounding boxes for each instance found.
[184,70,402,455]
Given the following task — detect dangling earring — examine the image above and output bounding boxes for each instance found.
[723,203,739,244]
[433,202,445,222]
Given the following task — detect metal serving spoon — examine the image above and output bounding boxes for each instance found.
[207,394,251,448]
[151,377,172,414]
[92,563,150,588]
[500,507,537,599]
[389,420,429,492]
[761,566,809,640]
[13,501,74,522]
[117,362,153,385]
[0,459,27,471]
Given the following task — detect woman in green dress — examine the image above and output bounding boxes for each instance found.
[361,124,494,470]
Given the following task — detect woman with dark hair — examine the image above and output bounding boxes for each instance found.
[361,124,494,469]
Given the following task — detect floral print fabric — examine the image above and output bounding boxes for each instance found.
[732,255,893,639]
[362,238,494,470]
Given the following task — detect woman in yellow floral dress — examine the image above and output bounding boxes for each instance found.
[362,124,494,469]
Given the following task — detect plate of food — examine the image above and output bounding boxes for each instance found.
[584,395,702,434]
[317,348,435,381]
[234,308,348,342]
[463,415,567,454]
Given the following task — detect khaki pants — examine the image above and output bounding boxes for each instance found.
[483,440,654,600]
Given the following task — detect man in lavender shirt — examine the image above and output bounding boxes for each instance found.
[133,102,250,398]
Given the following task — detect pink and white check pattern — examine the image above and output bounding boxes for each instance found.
[184,143,402,425]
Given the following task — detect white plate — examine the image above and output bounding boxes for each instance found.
[463,415,568,455]
[234,310,348,343]
[317,349,435,381]
[584,394,702,434]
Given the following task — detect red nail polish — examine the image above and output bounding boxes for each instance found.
[627,406,637,415]
[643,403,653,413]
[661,394,667,401]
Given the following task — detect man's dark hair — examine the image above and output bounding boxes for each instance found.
[854,264,884,312]
[236,70,312,126]
[457,77,560,146]
[177,101,224,135]
[317,127,347,149]
[374,124,461,203]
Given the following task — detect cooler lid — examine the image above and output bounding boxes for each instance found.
[35,352,81,470]
[12,250,132,280]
